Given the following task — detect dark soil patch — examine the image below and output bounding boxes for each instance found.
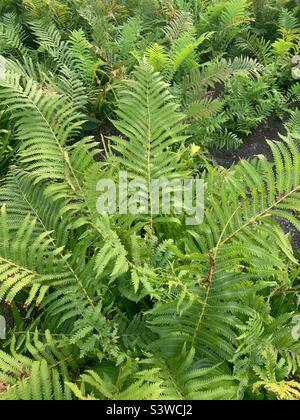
[210,115,287,168]
[86,120,121,162]
[93,120,124,162]
[277,218,300,254]
[208,82,225,100]
[99,120,120,139]
[210,115,300,252]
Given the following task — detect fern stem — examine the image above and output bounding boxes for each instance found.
[191,206,241,348]
[146,86,153,230]
[220,184,300,246]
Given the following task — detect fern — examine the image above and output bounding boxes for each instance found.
[197,0,253,50]
[181,56,263,147]
[163,10,194,43]
[221,0,253,30]
[0,7,299,401]
[0,68,84,182]
[253,380,300,400]
[67,348,239,400]
[148,135,300,367]
[0,331,73,400]
[23,0,73,28]
[278,8,300,40]
[109,63,191,226]
[145,31,213,82]
[29,20,103,108]
[0,13,28,58]
[236,31,273,64]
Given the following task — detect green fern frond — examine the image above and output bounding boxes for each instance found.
[0,13,28,58]
[68,29,104,87]
[109,63,190,225]
[278,8,300,39]
[67,348,239,400]
[221,0,253,31]
[236,31,273,64]
[184,57,262,95]
[145,43,171,74]
[0,351,72,400]
[253,380,300,401]
[186,97,223,119]
[23,0,71,25]
[0,70,84,183]
[163,10,194,43]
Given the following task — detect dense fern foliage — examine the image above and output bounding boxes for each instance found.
[0,0,299,401]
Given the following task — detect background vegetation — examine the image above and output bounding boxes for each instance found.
[0,0,300,400]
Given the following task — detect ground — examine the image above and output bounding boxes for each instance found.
[210,114,286,168]
[210,115,300,253]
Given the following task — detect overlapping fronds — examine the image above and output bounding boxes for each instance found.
[0,3,299,401]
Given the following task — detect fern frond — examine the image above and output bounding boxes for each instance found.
[109,63,190,225]
[221,0,253,30]
[278,8,300,40]
[23,0,71,27]
[67,348,239,400]
[236,31,273,64]
[253,380,300,401]
[145,43,171,74]
[163,10,194,43]
[0,13,28,58]
[0,350,72,400]
[185,57,262,95]
[0,70,84,183]
[149,136,300,363]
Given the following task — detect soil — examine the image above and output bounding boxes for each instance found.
[99,120,120,139]
[88,120,121,162]
[209,115,287,168]
[210,115,300,253]
[276,218,300,253]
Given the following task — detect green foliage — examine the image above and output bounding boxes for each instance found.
[223,72,285,135]
[110,64,189,182]
[0,0,299,402]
